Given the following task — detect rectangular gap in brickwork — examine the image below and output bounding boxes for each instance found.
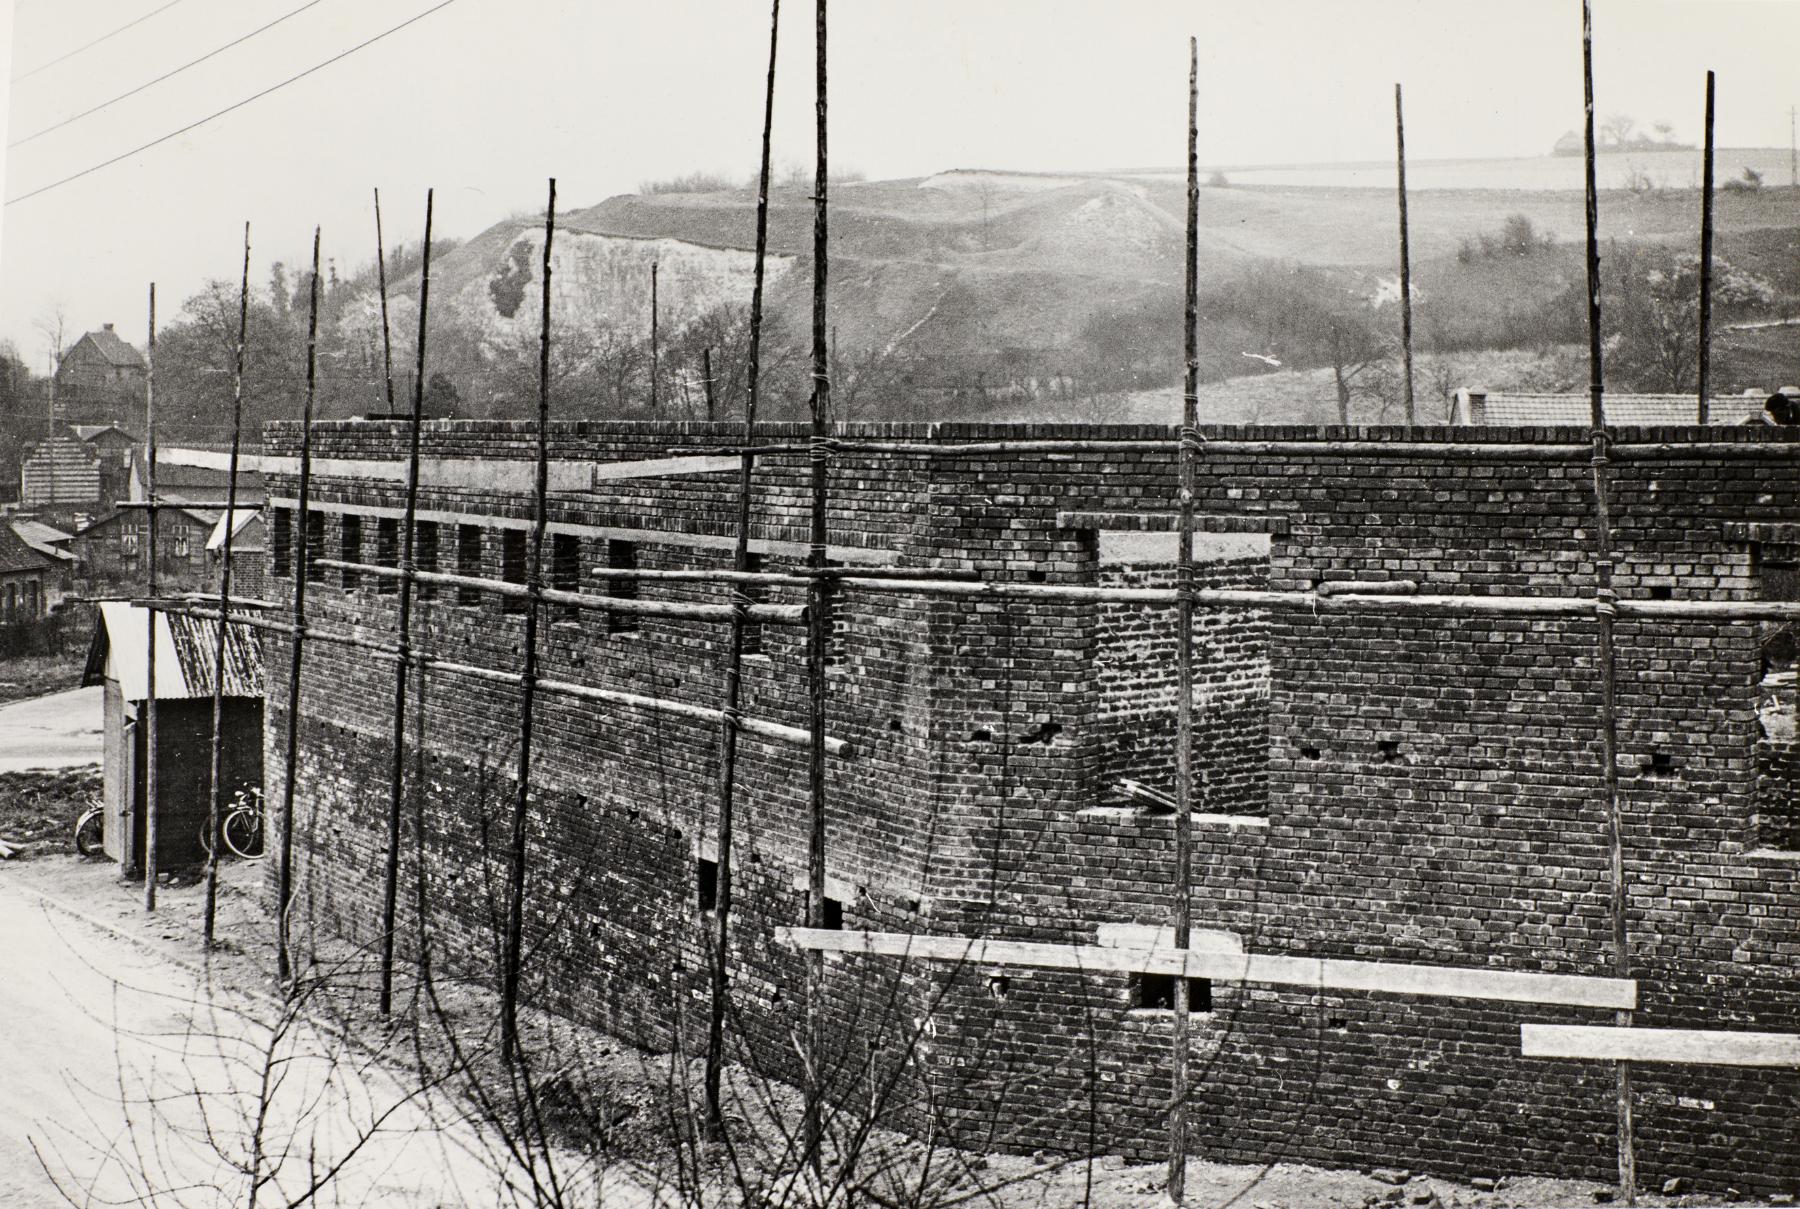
[1376,739,1404,764]
[1647,584,1673,600]
[822,895,843,930]
[741,552,767,656]
[304,511,325,583]
[501,530,528,614]
[271,508,291,578]
[415,521,438,600]
[606,540,639,634]
[696,857,718,911]
[1642,750,1675,777]
[552,534,580,621]
[1130,973,1212,1013]
[376,518,400,595]
[1754,543,1800,601]
[456,525,482,606]
[340,514,362,590]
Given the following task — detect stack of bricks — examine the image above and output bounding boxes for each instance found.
[261,419,1800,1192]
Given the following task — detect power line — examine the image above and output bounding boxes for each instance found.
[5,0,462,207]
[12,0,189,83]
[10,0,331,150]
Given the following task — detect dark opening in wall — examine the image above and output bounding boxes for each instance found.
[1753,543,1800,601]
[551,533,580,621]
[271,508,292,578]
[1130,973,1212,1013]
[415,521,439,600]
[304,512,326,582]
[1643,750,1675,777]
[607,540,639,634]
[741,551,767,656]
[1026,568,1047,583]
[1376,739,1403,764]
[456,525,483,605]
[988,975,1010,1000]
[501,530,528,614]
[822,895,844,930]
[376,517,400,594]
[340,514,362,589]
[1647,584,1673,601]
[696,858,718,912]
[1300,745,1322,760]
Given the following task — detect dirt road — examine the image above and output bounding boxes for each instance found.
[0,875,532,1208]
[0,685,103,772]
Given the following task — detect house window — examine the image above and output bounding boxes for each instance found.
[741,552,767,656]
[415,521,439,600]
[1754,543,1800,601]
[501,529,528,614]
[173,529,189,559]
[304,511,326,582]
[551,533,581,621]
[271,508,292,578]
[606,540,639,634]
[2,585,15,624]
[456,525,483,606]
[23,582,39,620]
[340,514,362,589]
[696,858,718,912]
[120,521,139,555]
[1129,974,1212,1013]
[376,518,400,594]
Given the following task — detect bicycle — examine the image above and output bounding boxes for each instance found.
[220,787,265,861]
[73,796,104,858]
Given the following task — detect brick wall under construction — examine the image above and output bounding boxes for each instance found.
[261,420,1800,1193]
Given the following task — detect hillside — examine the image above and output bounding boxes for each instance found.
[372,164,1800,421]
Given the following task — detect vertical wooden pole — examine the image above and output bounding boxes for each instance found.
[658,262,666,413]
[706,0,781,1136]
[276,230,321,985]
[1581,4,1634,1200]
[1168,35,1200,1206]
[1697,70,1716,424]
[803,0,832,1181]
[203,223,252,949]
[502,179,556,1062]
[703,346,716,423]
[1395,81,1417,428]
[142,283,158,910]
[379,185,427,1015]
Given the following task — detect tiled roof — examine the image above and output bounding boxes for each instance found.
[9,520,77,563]
[1462,392,1769,426]
[73,328,148,370]
[0,522,55,575]
[85,602,264,699]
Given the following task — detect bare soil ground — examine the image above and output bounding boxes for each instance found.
[0,765,100,857]
[0,648,90,705]
[2,854,1769,1208]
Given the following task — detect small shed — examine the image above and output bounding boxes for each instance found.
[82,602,265,871]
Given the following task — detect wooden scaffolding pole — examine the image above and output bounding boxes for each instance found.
[1395,81,1416,427]
[706,0,782,1136]
[650,259,660,412]
[203,223,252,948]
[1167,35,1199,1205]
[276,230,322,984]
[142,283,159,908]
[1580,2,1635,1199]
[501,179,556,1062]
[379,187,428,1015]
[803,0,832,1178]
[1697,70,1716,423]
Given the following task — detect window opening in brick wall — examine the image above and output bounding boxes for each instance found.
[821,559,848,668]
[1753,543,1800,602]
[696,858,718,912]
[415,521,438,600]
[1129,973,1212,1013]
[271,508,291,578]
[822,895,843,930]
[606,540,639,634]
[501,529,528,614]
[376,517,400,594]
[1643,750,1675,777]
[304,511,325,582]
[339,514,362,590]
[551,533,580,621]
[456,525,483,606]
[741,551,767,655]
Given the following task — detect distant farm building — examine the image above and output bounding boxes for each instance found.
[19,432,101,508]
[83,601,264,870]
[0,523,57,628]
[53,324,147,424]
[71,506,216,590]
[1452,388,1770,426]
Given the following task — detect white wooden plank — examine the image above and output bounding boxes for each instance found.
[777,929,1635,1010]
[163,448,737,489]
[1521,1024,1800,1067]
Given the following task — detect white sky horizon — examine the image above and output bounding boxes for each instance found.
[2,0,1797,359]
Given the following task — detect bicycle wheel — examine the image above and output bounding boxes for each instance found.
[74,808,105,858]
[221,807,264,860]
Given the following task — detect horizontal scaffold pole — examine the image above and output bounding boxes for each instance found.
[1522,1024,1800,1067]
[118,498,269,510]
[778,928,1635,1010]
[144,603,848,755]
[313,559,807,625]
[672,438,1799,462]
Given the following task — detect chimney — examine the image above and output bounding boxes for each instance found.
[103,323,114,332]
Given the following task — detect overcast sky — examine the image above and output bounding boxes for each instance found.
[1,0,1796,358]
